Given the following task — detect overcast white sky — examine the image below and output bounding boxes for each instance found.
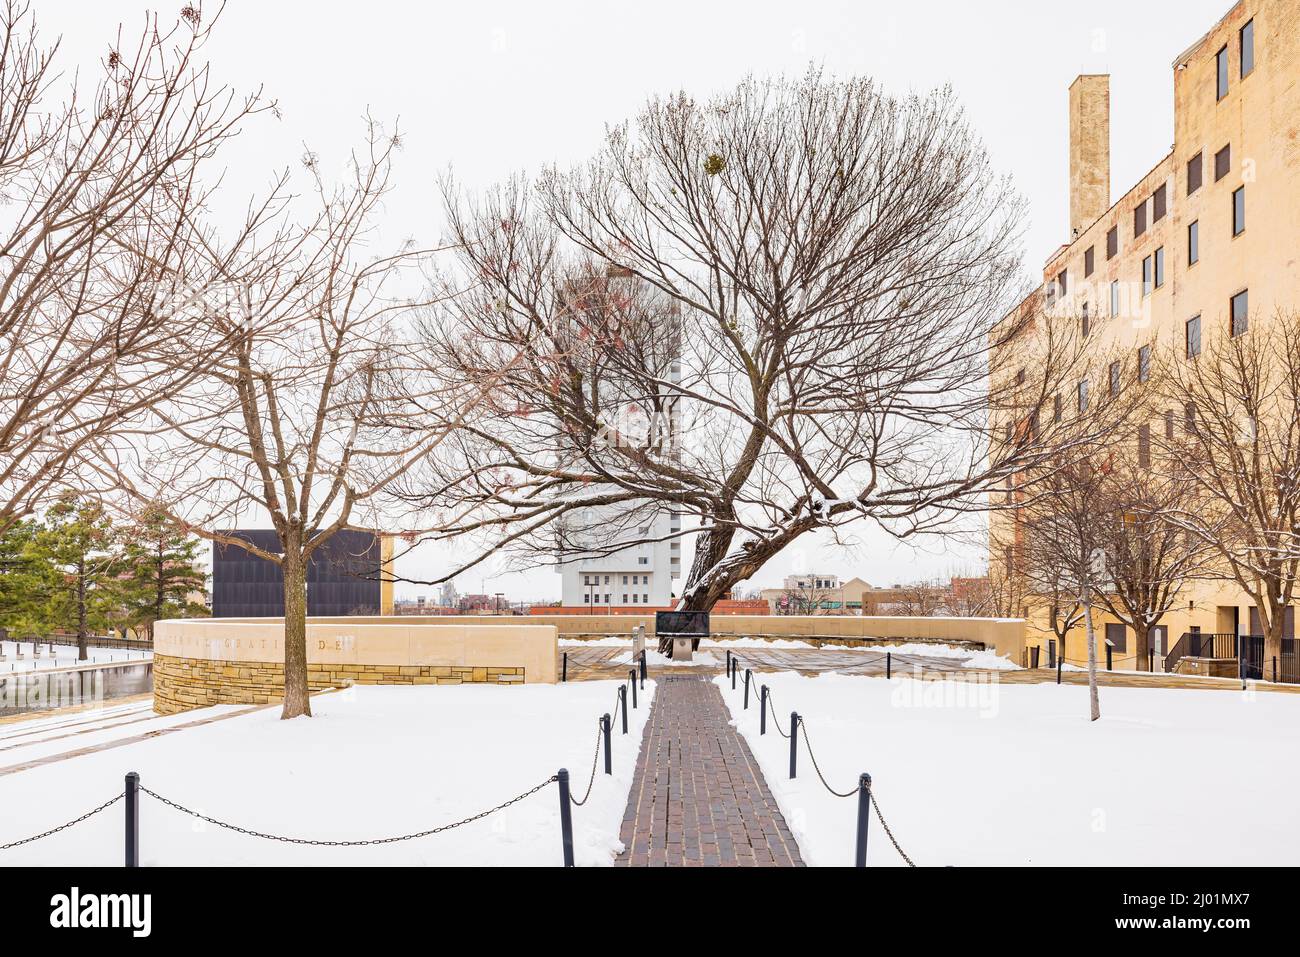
[40,0,1233,599]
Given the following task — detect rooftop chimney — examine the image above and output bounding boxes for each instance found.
[1068,75,1110,239]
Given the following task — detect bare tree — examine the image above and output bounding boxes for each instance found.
[406,72,1101,644]
[98,121,468,719]
[1158,309,1300,669]
[0,1,265,532]
[891,579,948,617]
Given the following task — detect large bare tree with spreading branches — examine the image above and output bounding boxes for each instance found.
[406,73,1102,649]
[0,1,265,532]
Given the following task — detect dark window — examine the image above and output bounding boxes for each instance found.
[1185,402,1197,434]
[1016,367,1026,385]
[1142,255,1153,296]
[1187,152,1203,195]
[1186,316,1202,358]
[1241,19,1254,78]
[1215,144,1231,181]
[1231,290,1249,337]
[1078,380,1089,414]
[1154,246,1165,288]
[1153,184,1167,222]
[1138,425,1151,468]
[1081,302,1090,338]
[1134,202,1147,238]
[1057,270,1067,297]
[1107,622,1128,654]
[1165,410,1175,440]
[1109,360,1121,397]
[1084,246,1095,278]
[1217,45,1229,100]
[1110,280,1120,317]
[1053,393,1063,423]
[1188,220,1199,265]
[1233,186,1246,235]
[1139,344,1151,383]
[1107,225,1118,259]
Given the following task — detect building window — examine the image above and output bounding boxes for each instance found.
[622,575,628,584]
[1185,402,1198,434]
[1053,393,1063,424]
[1241,19,1254,78]
[1138,424,1151,468]
[1215,144,1231,181]
[1153,184,1167,223]
[604,594,611,604]
[1216,45,1229,101]
[1109,360,1121,397]
[1186,316,1202,358]
[1134,202,1147,238]
[1187,152,1203,195]
[1057,270,1067,297]
[1084,246,1094,278]
[632,593,638,603]
[1231,290,1249,337]
[1107,225,1118,260]
[1154,246,1165,288]
[1165,410,1175,440]
[1081,303,1090,338]
[1142,255,1153,296]
[638,557,648,565]
[1078,380,1089,414]
[1188,220,1199,265]
[1110,280,1120,317]
[1139,344,1151,383]
[622,594,628,603]
[1233,186,1246,236]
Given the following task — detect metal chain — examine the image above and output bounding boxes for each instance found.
[796,720,857,797]
[568,720,604,807]
[870,791,916,867]
[0,792,123,851]
[137,778,555,847]
[765,689,792,739]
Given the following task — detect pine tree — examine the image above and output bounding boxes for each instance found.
[115,506,208,641]
[29,495,119,660]
[0,519,60,647]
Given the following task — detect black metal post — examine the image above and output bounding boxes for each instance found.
[788,713,799,779]
[760,685,768,735]
[855,773,872,867]
[886,652,891,679]
[731,659,737,689]
[639,650,647,685]
[1056,654,1063,685]
[125,771,139,867]
[1149,648,1154,672]
[602,714,612,774]
[726,649,732,676]
[629,670,638,708]
[556,769,575,867]
[1106,645,1113,671]
[618,686,628,734]
[744,668,752,709]
[562,651,568,683]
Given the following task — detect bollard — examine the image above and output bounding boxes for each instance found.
[629,670,638,708]
[556,769,575,867]
[562,651,568,683]
[788,713,799,779]
[602,714,612,775]
[886,652,891,680]
[125,772,140,867]
[639,650,647,686]
[1149,648,1154,672]
[726,649,732,676]
[618,686,628,734]
[1107,645,1113,671]
[760,686,768,735]
[855,773,872,867]
[743,669,752,709]
[1273,656,1278,684]
[1056,655,1063,685]
[731,659,737,689]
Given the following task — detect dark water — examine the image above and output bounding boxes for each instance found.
[0,662,153,716]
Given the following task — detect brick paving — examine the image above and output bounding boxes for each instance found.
[615,675,803,867]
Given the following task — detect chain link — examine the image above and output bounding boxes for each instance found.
[568,719,604,807]
[870,791,916,867]
[796,720,858,797]
[136,779,555,847]
[0,792,123,851]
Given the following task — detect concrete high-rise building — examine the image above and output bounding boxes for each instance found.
[991,0,1300,672]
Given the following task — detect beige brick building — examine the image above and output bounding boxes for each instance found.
[992,0,1300,671]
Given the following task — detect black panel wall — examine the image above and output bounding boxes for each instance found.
[211,530,384,617]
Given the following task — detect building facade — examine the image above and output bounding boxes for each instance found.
[992,0,1300,670]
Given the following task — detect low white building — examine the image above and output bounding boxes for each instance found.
[557,505,680,608]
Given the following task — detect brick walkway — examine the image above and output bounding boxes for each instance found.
[615,675,803,867]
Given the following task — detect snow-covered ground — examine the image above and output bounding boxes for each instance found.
[0,680,652,867]
[862,643,1021,670]
[613,649,720,668]
[0,640,152,669]
[719,671,1300,866]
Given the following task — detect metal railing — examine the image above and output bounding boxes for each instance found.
[1163,632,1237,674]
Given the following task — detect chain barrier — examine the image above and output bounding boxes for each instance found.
[870,790,916,867]
[0,792,123,851]
[568,719,604,807]
[796,720,857,797]
[137,779,555,847]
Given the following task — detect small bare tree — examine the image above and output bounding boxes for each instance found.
[0,1,265,531]
[1158,309,1300,669]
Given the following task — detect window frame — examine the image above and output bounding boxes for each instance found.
[1154,246,1165,289]
[1106,225,1119,260]
[1134,202,1147,238]
[1240,19,1254,78]
[1138,344,1151,384]
[1078,379,1089,415]
[1216,44,1229,101]
[1187,152,1203,195]
[1142,255,1153,297]
[1232,185,1246,236]
[1153,184,1167,223]
[1188,220,1199,265]
[1084,246,1095,278]
[1186,315,1202,359]
[1215,144,1231,182]
[1231,290,1249,338]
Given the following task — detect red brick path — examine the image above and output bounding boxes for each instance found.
[615,675,803,866]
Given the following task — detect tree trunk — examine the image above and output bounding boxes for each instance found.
[281,550,312,719]
[1081,586,1101,722]
[77,558,88,662]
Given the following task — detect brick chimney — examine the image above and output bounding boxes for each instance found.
[1068,75,1110,239]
